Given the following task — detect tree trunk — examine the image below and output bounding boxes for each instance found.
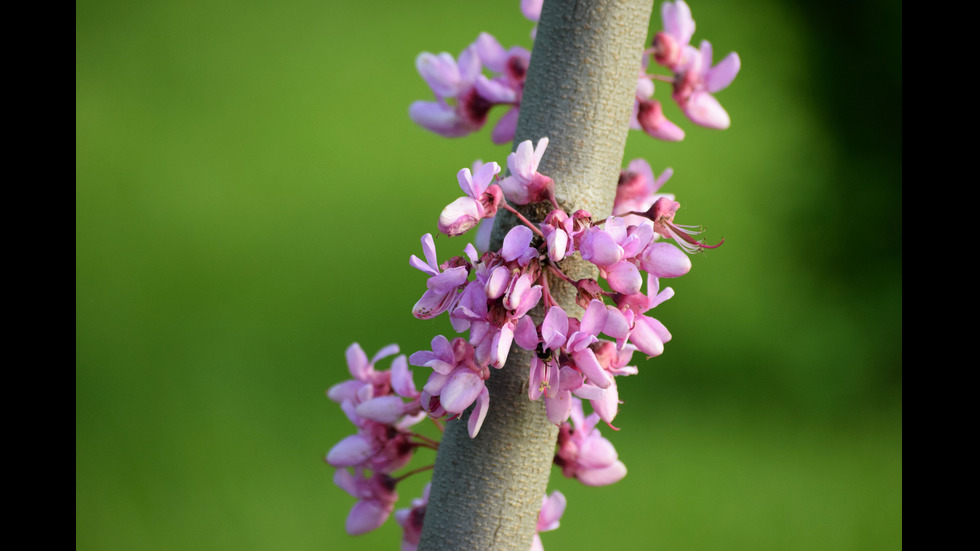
[418,1,654,549]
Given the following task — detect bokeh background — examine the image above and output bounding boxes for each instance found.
[76,0,901,549]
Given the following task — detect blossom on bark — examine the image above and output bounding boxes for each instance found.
[531,490,566,551]
[334,468,399,535]
[672,40,741,129]
[409,46,494,137]
[554,398,627,486]
[498,138,556,205]
[409,234,470,319]
[326,345,424,474]
[438,161,503,237]
[473,32,530,144]
[410,335,491,438]
[613,158,673,216]
[395,483,430,551]
[651,0,696,71]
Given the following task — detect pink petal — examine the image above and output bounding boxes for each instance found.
[573,348,612,389]
[537,491,566,532]
[580,299,609,336]
[438,197,483,237]
[326,434,374,467]
[578,435,619,469]
[474,74,516,103]
[474,32,506,72]
[682,91,730,130]
[580,228,622,267]
[346,500,392,535]
[606,261,643,295]
[415,52,461,99]
[412,288,456,320]
[409,101,472,138]
[529,358,546,400]
[706,51,740,93]
[663,0,695,47]
[491,107,520,145]
[542,306,568,350]
[508,139,536,182]
[576,460,627,487]
[521,0,543,22]
[355,395,407,424]
[346,343,369,379]
[326,379,363,403]
[514,314,539,351]
[501,225,533,262]
[441,371,485,413]
[546,227,568,262]
[630,316,667,356]
[589,379,619,424]
[640,242,692,278]
[603,307,630,339]
[467,386,490,438]
[545,390,573,424]
[485,266,511,299]
[491,323,515,368]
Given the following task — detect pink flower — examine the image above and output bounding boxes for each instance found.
[498,138,555,205]
[651,0,696,71]
[540,209,574,262]
[630,76,685,141]
[326,343,399,407]
[325,345,423,473]
[578,217,653,296]
[395,483,430,551]
[410,45,498,138]
[645,196,724,254]
[500,225,537,267]
[554,398,627,486]
[673,40,740,130]
[438,161,503,236]
[409,234,471,319]
[565,300,614,389]
[531,490,566,551]
[521,0,543,22]
[633,97,685,142]
[473,33,530,144]
[410,336,491,438]
[333,469,399,535]
[607,275,675,358]
[613,159,673,216]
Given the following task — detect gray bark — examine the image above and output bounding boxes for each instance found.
[418,1,654,549]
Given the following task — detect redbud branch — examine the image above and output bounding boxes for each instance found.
[501,202,545,238]
[540,268,556,310]
[392,464,436,484]
[411,433,442,449]
[428,417,445,433]
[642,73,676,83]
[545,263,576,286]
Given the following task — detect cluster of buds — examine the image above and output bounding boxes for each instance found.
[326,1,737,548]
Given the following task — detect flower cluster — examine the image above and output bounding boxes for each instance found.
[411,0,740,145]
[410,31,530,145]
[325,344,430,534]
[326,1,737,548]
[409,136,718,439]
[634,0,741,139]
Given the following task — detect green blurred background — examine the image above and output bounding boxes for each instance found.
[76,0,901,549]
